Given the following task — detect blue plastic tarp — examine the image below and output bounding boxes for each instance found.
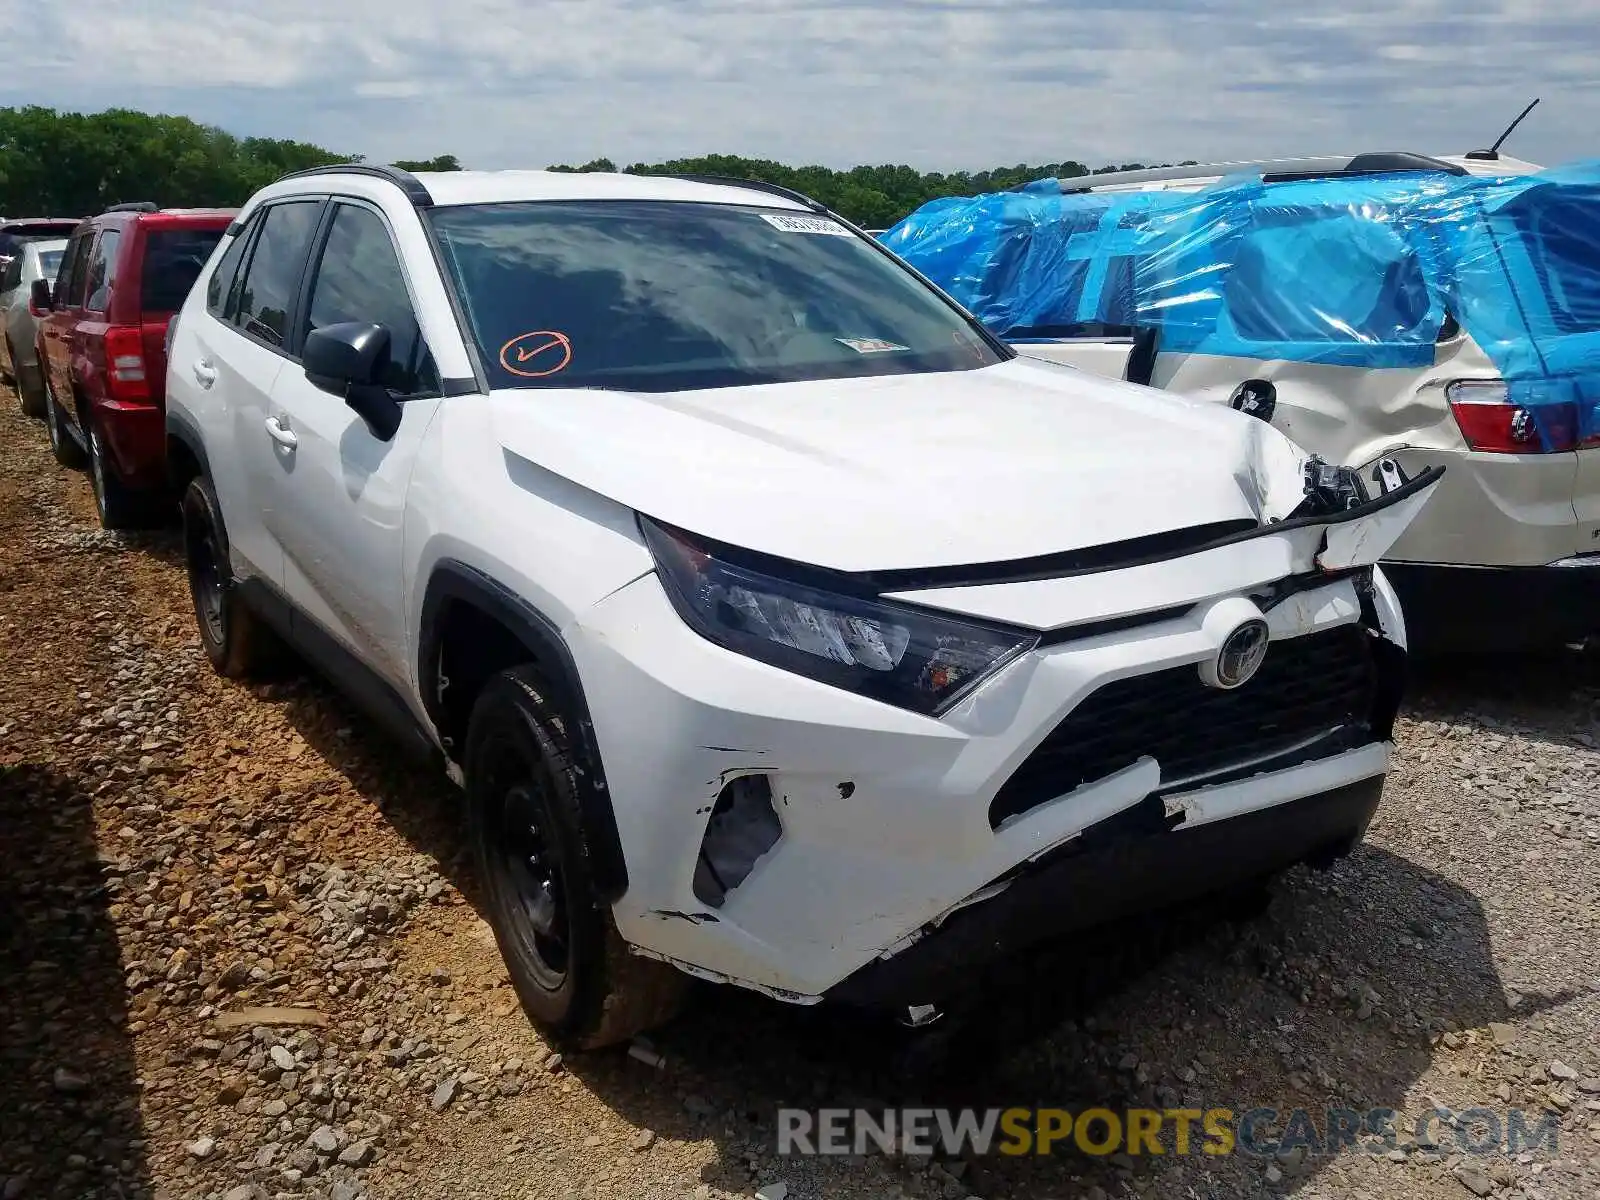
[883,161,1600,449]
[1124,172,1461,368]
[880,188,1175,339]
[1434,163,1600,447]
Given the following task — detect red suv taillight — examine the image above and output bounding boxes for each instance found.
[1445,380,1595,453]
[103,326,151,403]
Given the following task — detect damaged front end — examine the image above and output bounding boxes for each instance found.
[821,460,1441,1014]
[589,430,1443,1012]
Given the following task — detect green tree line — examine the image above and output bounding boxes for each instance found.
[1,106,1157,227]
[0,107,353,217]
[548,154,1163,228]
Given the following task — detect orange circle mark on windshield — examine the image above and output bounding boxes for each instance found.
[499,330,573,378]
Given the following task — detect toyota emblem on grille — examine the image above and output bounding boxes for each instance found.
[1203,618,1271,690]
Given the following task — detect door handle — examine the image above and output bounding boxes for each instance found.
[192,359,217,388]
[264,416,299,449]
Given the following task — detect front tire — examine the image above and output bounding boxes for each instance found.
[181,475,283,678]
[466,666,688,1048]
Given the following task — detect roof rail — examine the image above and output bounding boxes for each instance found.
[1051,152,1467,194]
[662,173,828,213]
[103,201,159,214]
[272,162,434,207]
[1266,151,1467,181]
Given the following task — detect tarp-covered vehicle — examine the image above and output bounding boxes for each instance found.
[883,154,1600,651]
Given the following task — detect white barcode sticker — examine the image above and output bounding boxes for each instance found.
[836,337,910,354]
[760,213,853,236]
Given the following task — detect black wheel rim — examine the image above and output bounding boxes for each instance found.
[495,775,570,990]
[185,511,226,646]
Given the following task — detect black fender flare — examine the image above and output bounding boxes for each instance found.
[164,408,213,488]
[418,560,629,902]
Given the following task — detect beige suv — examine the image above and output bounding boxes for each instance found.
[884,150,1600,652]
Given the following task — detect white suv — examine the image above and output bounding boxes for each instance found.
[165,165,1440,1046]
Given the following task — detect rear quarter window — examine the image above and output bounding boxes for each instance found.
[142,228,227,313]
[83,230,121,312]
[1503,188,1600,333]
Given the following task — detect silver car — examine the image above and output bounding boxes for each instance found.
[0,238,67,417]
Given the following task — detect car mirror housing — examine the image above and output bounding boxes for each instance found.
[304,321,391,391]
[28,278,53,316]
[303,321,403,442]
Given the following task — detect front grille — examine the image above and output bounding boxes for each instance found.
[988,624,1379,829]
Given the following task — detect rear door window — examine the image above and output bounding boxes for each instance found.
[207,218,255,317]
[143,228,227,313]
[1223,211,1432,347]
[233,201,324,350]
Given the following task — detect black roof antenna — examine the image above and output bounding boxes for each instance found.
[1466,98,1540,161]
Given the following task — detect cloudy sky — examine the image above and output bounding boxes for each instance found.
[1,0,1593,173]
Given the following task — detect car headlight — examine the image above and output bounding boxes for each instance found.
[640,516,1038,717]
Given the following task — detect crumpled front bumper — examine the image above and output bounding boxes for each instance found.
[570,535,1413,1003]
[827,772,1385,1010]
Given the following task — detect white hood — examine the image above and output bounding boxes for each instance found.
[489,357,1309,572]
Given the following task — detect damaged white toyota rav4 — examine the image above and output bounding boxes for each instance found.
[165,165,1441,1046]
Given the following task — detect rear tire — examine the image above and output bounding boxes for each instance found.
[44,380,86,468]
[16,360,45,419]
[87,419,157,530]
[181,475,284,678]
[466,666,689,1048]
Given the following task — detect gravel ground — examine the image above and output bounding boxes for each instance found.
[2,387,1599,1200]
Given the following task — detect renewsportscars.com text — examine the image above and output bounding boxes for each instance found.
[777,1106,1560,1158]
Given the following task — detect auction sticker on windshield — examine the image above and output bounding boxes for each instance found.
[836,337,910,354]
[760,213,853,236]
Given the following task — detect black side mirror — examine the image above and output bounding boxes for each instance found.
[1123,324,1162,387]
[303,321,403,441]
[29,278,53,316]
[1228,378,1277,423]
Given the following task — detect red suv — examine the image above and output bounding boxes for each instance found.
[35,203,235,528]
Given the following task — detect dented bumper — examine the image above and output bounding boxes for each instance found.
[827,772,1385,1010]
[569,540,1414,1003]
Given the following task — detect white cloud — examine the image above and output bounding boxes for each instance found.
[0,0,1593,172]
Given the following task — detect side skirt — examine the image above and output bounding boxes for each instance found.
[235,577,445,770]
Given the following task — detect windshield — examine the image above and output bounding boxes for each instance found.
[428,200,1004,392]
